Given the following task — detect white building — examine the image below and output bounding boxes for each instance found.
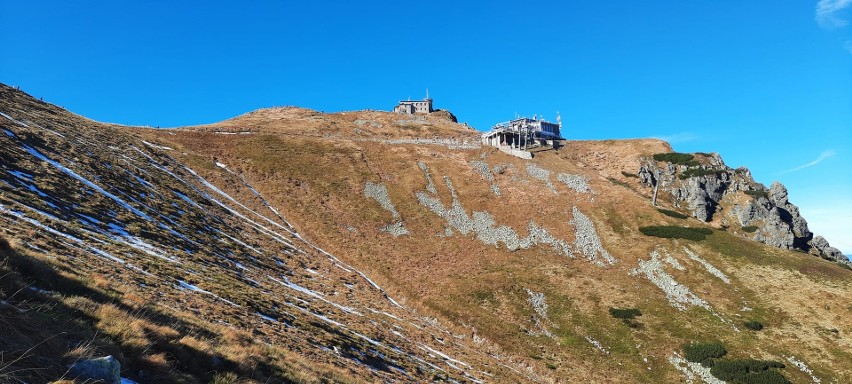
[481,115,563,149]
[393,90,433,114]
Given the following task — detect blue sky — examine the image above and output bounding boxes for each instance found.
[1,1,850,254]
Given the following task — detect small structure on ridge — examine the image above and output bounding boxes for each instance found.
[481,114,564,151]
[393,90,433,115]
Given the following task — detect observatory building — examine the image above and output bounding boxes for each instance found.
[393,90,434,115]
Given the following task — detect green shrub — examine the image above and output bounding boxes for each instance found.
[685,160,700,167]
[639,226,713,241]
[709,359,788,384]
[657,208,689,219]
[744,320,764,331]
[744,190,769,199]
[683,342,726,364]
[609,307,642,320]
[609,307,643,328]
[742,226,759,233]
[679,168,722,179]
[621,171,638,178]
[653,153,695,165]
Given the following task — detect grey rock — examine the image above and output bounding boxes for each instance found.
[639,155,845,266]
[768,181,788,206]
[526,163,556,193]
[68,355,121,384]
[556,173,591,194]
[471,160,500,196]
[760,207,795,249]
[810,236,846,262]
[638,164,655,187]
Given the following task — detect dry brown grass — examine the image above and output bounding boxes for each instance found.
[3,83,851,382]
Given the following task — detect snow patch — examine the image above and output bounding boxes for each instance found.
[0,111,29,127]
[141,140,173,151]
[17,141,152,221]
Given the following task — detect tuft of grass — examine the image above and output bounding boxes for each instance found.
[653,153,695,165]
[210,372,240,384]
[657,208,689,219]
[621,171,638,178]
[742,226,759,233]
[639,226,713,241]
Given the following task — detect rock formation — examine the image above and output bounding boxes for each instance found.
[639,153,848,267]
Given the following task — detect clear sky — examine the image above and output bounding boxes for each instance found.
[2,1,850,254]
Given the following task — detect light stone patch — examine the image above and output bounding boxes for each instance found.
[786,356,821,384]
[585,336,609,355]
[415,164,573,258]
[526,289,548,319]
[357,137,481,150]
[364,181,409,236]
[417,161,438,195]
[631,250,710,311]
[526,163,556,193]
[669,354,725,384]
[470,160,500,196]
[364,181,400,218]
[526,289,554,338]
[662,248,686,271]
[556,173,591,194]
[683,247,730,284]
[570,207,616,265]
[382,222,410,237]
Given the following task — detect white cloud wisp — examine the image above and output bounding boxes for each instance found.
[652,132,698,144]
[778,149,836,175]
[816,0,852,28]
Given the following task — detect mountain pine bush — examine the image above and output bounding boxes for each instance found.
[657,208,689,219]
[639,226,713,241]
[653,153,695,164]
[683,342,726,364]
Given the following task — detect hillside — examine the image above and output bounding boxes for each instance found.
[1,83,850,383]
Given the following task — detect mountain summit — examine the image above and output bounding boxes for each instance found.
[0,83,849,383]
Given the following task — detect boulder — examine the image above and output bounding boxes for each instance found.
[809,236,846,261]
[68,356,121,384]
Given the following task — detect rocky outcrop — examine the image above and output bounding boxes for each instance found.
[639,153,849,266]
[430,109,458,123]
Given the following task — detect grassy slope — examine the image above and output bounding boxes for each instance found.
[155,110,852,382]
[1,83,849,382]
